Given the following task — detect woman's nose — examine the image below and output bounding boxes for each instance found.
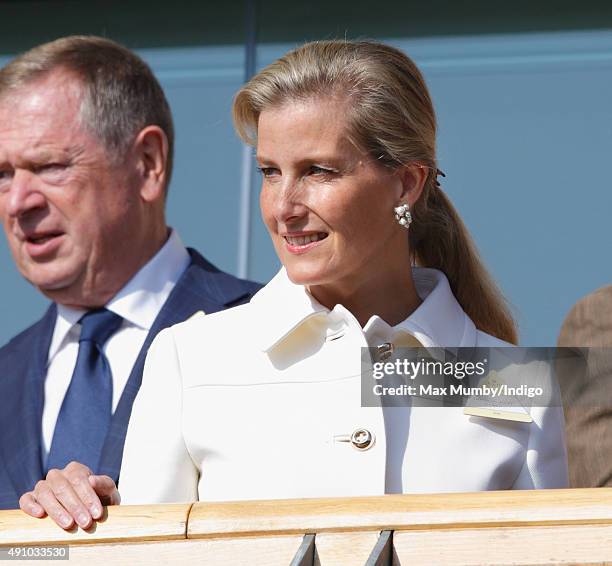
[271,177,308,224]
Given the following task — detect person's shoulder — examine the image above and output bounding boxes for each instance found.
[475,329,515,348]
[558,284,612,347]
[156,267,296,365]
[194,265,262,297]
[567,284,612,314]
[156,302,259,387]
[185,248,263,305]
[167,300,256,348]
[0,305,55,358]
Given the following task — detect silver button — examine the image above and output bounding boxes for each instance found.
[376,342,394,361]
[351,428,375,451]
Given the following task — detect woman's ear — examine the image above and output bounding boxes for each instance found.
[397,163,428,207]
[133,125,169,203]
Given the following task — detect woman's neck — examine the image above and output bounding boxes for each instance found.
[308,266,422,328]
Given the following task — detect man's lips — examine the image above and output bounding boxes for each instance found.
[23,231,65,258]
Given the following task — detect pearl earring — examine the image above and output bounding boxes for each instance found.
[394,203,412,228]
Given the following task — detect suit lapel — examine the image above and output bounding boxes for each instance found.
[0,305,55,505]
[98,249,258,480]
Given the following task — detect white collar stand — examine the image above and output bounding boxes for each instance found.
[252,267,477,352]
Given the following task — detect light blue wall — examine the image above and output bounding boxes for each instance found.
[145,47,246,276]
[1,30,611,346]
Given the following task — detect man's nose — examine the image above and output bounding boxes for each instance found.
[5,170,46,218]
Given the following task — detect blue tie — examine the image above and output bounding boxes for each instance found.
[46,309,123,473]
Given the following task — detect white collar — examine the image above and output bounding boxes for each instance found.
[363,268,474,348]
[251,267,477,352]
[48,229,190,362]
[250,268,328,352]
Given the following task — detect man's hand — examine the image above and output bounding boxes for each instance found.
[19,461,120,530]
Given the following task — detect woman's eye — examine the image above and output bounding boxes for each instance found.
[308,165,335,176]
[257,167,279,178]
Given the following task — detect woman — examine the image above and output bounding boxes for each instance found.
[22,40,567,527]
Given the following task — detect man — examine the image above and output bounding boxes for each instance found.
[0,36,261,511]
[557,285,612,487]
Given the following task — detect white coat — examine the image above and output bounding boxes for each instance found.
[119,267,568,504]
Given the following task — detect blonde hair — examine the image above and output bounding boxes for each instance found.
[233,40,517,343]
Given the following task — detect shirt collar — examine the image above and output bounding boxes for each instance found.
[252,267,476,352]
[251,268,328,352]
[387,267,473,348]
[48,305,86,363]
[47,229,190,363]
[106,229,189,330]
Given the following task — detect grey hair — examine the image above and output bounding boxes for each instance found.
[0,35,175,190]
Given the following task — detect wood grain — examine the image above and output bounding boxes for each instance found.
[0,504,191,546]
[22,536,303,566]
[2,489,612,565]
[187,489,612,538]
[393,524,612,565]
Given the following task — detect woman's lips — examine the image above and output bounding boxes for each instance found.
[24,232,65,258]
[283,232,328,254]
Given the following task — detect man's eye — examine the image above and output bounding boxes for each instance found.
[0,170,12,192]
[32,163,70,182]
[257,167,279,178]
[39,163,66,173]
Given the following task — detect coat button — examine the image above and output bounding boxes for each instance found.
[351,428,375,451]
[376,342,394,361]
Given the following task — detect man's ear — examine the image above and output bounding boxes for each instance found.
[133,125,169,203]
[397,163,428,207]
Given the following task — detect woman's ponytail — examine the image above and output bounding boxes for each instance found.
[411,178,518,343]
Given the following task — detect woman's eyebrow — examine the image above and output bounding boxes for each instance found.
[255,153,272,164]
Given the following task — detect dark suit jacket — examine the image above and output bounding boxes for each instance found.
[557,285,612,487]
[0,249,261,509]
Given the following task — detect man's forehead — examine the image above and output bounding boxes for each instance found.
[0,71,87,154]
[2,69,82,108]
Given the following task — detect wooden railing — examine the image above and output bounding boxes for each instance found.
[1,489,612,564]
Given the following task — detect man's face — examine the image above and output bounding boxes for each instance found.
[0,70,149,307]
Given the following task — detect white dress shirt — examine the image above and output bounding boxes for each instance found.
[119,267,568,504]
[41,229,190,466]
